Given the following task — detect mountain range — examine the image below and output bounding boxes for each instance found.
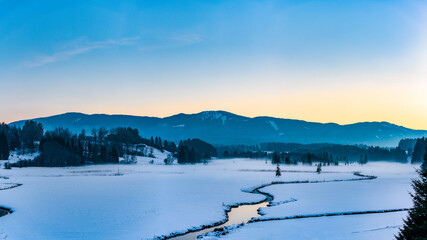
[10,111,427,147]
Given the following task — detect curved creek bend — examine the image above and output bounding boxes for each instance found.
[170,188,272,240]
[166,172,383,240]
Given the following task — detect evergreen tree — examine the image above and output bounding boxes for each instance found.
[307,153,312,165]
[272,151,280,164]
[109,147,119,163]
[316,163,322,174]
[177,142,187,163]
[155,137,159,148]
[284,155,291,164]
[412,138,427,163]
[158,137,163,150]
[189,147,196,163]
[0,131,9,160]
[396,150,427,240]
[100,145,107,162]
[223,150,230,158]
[276,164,281,177]
[78,129,86,140]
[22,120,43,149]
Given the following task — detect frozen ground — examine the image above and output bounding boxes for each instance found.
[0,154,419,240]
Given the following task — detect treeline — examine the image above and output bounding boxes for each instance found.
[411,137,427,163]
[271,151,367,165]
[261,142,407,163]
[176,139,217,163]
[215,142,409,164]
[145,136,178,153]
[398,138,418,154]
[15,125,184,167]
[13,127,128,167]
[0,121,44,155]
[1,121,218,166]
[397,137,427,163]
[216,144,268,159]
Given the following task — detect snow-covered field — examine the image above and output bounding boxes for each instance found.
[0,153,419,240]
[221,211,408,240]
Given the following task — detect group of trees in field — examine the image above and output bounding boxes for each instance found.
[271,151,343,165]
[411,137,427,163]
[0,131,9,160]
[177,139,217,163]
[398,138,418,153]
[146,136,178,153]
[1,120,218,167]
[217,141,411,165]
[398,137,427,163]
[216,144,268,159]
[262,142,407,163]
[13,127,122,167]
[0,121,44,155]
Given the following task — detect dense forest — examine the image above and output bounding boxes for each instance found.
[0,121,212,167]
[261,142,408,163]
[176,138,217,163]
[217,141,411,164]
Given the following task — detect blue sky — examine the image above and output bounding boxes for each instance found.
[1,0,426,129]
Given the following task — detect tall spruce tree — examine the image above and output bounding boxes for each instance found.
[0,131,9,160]
[396,149,427,240]
[272,151,280,164]
[412,138,427,163]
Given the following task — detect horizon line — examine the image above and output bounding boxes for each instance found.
[6,110,427,131]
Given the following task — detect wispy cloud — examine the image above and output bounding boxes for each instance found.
[139,33,202,51]
[23,36,140,68]
[170,33,202,45]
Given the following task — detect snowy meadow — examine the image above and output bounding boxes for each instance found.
[0,153,419,240]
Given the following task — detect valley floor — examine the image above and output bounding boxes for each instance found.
[0,154,419,240]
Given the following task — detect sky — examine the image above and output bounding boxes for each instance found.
[0,0,426,129]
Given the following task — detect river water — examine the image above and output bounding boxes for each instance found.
[170,201,270,240]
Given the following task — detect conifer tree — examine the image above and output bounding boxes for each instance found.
[284,155,291,164]
[396,149,427,240]
[276,164,281,177]
[272,151,280,164]
[412,138,427,163]
[316,163,322,174]
[0,131,9,160]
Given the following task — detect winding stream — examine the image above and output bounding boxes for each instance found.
[164,172,407,240]
[170,186,273,240]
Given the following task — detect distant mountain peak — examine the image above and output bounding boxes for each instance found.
[9,110,427,147]
[199,111,227,121]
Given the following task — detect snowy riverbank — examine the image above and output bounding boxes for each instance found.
[0,157,419,240]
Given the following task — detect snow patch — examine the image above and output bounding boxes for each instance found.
[268,120,279,131]
[201,111,227,125]
[72,118,82,123]
[221,115,227,125]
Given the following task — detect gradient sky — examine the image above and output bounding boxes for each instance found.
[1,0,426,129]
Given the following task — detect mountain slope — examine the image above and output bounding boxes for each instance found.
[10,111,427,147]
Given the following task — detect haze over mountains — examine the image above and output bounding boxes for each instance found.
[10,111,427,147]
